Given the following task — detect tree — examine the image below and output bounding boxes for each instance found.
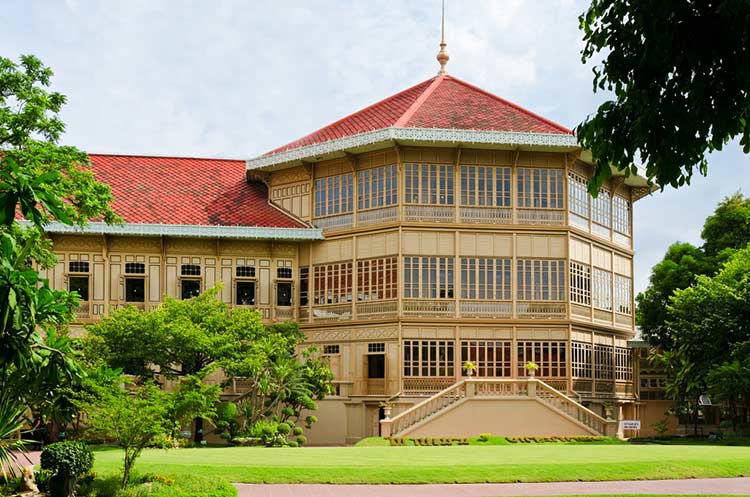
[637,193,750,348]
[0,54,118,469]
[636,243,713,348]
[577,1,750,192]
[664,247,750,433]
[85,381,170,489]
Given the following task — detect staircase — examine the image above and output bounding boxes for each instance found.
[380,378,618,438]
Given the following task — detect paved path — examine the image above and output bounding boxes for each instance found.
[235,477,750,497]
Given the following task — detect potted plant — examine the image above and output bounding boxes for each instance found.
[379,401,394,419]
[463,360,477,377]
[524,361,539,377]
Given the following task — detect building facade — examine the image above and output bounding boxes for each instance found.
[42,73,670,443]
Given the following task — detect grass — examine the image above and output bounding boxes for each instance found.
[91,444,750,484]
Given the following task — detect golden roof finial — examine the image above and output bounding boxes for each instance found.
[436,0,449,75]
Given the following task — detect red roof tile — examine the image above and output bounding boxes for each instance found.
[268,75,572,155]
[87,154,306,228]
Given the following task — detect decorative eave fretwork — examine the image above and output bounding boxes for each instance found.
[37,221,324,241]
[246,169,271,187]
[343,152,359,172]
[247,127,579,170]
[632,186,654,202]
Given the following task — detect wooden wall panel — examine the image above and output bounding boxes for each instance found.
[613,254,631,276]
[592,246,612,270]
[569,238,590,263]
[403,231,455,256]
[357,232,398,259]
[516,235,566,258]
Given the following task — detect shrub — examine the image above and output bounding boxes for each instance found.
[478,433,491,442]
[286,441,299,448]
[293,426,303,436]
[296,435,307,446]
[41,441,94,497]
[276,422,291,435]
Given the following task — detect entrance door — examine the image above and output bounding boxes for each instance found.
[367,354,385,395]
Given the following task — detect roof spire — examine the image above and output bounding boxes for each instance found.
[436,0,449,75]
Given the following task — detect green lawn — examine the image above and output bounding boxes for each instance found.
[91,444,750,484]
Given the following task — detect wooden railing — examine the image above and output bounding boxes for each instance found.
[403,205,455,223]
[516,301,567,319]
[314,213,354,232]
[311,304,352,322]
[74,301,90,320]
[274,307,295,321]
[459,206,512,224]
[516,209,565,225]
[402,378,457,395]
[459,300,512,318]
[357,206,398,227]
[381,378,617,438]
[402,299,455,318]
[356,300,398,320]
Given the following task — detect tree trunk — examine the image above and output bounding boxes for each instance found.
[693,398,700,436]
[194,417,203,444]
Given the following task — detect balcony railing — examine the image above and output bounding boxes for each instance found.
[459,300,512,318]
[459,206,512,224]
[274,307,295,321]
[402,299,455,318]
[74,301,90,320]
[402,378,457,395]
[355,300,398,320]
[516,209,565,225]
[314,213,354,232]
[403,205,455,223]
[357,206,398,227]
[515,301,567,319]
[311,304,352,322]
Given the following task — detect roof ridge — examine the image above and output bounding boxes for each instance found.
[87,152,245,162]
[393,75,445,128]
[439,75,573,134]
[266,76,437,155]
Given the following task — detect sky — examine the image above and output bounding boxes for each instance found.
[2,0,749,294]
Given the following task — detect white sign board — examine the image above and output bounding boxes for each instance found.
[620,420,641,430]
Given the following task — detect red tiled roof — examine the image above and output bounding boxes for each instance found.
[87,154,306,228]
[268,75,572,154]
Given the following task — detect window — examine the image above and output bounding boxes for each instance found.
[357,257,397,301]
[312,263,353,305]
[403,340,455,377]
[314,173,353,217]
[592,268,612,310]
[404,164,454,205]
[594,344,614,380]
[460,258,511,300]
[517,341,567,377]
[235,281,256,306]
[571,341,592,378]
[236,266,256,278]
[461,341,511,377]
[181,264,201,276]
[592,189,612,228]
[613,195,630,235]
[181,279,200,300]
[368,342,385,353]
[516,260,565,301]
[69,276,89,301]
[570,261,591,305]
[277,267,293,279]
[125,278,145,302]
[323,344,340,355]
[615,347,632,381]
[403,256,454,299]
[568,172,590,218]
[124,262,145,274]
[69,261,89,273]
[614,275,632,315]
[276,282,293,306]
[460,166,511,207]
[358,165,398,209]
[516,168,564,209]
[299,267,309,306]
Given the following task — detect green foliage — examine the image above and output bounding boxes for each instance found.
[41,441,93,497]
[0,401,28,480]
[295,435,307,446]
[276,422,291,435]
[477,433,491,442]
[577,1,750,191]
[506,436,607,444]
[292,426,303,436]
[77,474,236,497]
[84,382,170,488]
[701,193,750,257]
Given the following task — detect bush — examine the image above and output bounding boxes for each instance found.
[78,474,236,497]
[276,422,291,435]
[293,426,303,436]
[478,433,491,442]
[286,441,299,448]
[296,435,307,446]
[41,441,94,497]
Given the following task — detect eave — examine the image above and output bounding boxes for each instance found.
[39,222,324,241]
